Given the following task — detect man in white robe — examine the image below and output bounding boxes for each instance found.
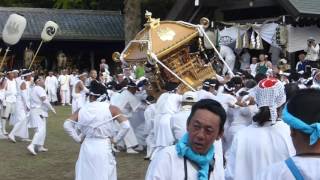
[58,69,71,106]
[171,91,197,141]
[171,91,225,180]
[146,99,227,180]
[27,76,56,155]
[1,70,17,135]
[220,45,236,75]
[152,82,182,158]
[196,79,220,101]
[0,72,7,139]
[45,71,58,104]
[143,95,156,159]
[71,72,89,113]
[258,89,320,180]
[8,70,33,142]
[110,82,142,154]
[225,78,296,180]
[63,81,131,180]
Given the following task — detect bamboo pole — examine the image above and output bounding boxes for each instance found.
[0,47,10,71]
[28,40,44,70]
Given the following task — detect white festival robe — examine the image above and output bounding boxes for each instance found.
[257,156,320,180]
[224,105,258,156]
[110,89,140,148]
[71,80,88,113]
[144,103,157,156]
[225,121,296,180]
[220,45,236,75]
[75,101,116,180]
[10,79,30,139]
[58,74,70,104]
[153,92,182,153]
[45,75,58,102]
[29,86,52,146]
[146,145,225,180]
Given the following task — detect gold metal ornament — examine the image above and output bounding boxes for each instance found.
[112,52,121,62]
[200,17,210,29]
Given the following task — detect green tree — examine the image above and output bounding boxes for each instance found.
[0,0,54,7]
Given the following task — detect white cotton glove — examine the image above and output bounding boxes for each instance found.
[63,120,82,143]
[113,121,130,144]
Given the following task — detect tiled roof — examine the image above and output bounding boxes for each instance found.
[277,0,320,17]
[0,7,124,41]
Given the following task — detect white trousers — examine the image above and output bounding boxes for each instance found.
[47,88,58,102]
[31,117,47,146]
[60,89,70,104]
[114,120,138,148]
[10,116,29,139]
[123,126,139,148]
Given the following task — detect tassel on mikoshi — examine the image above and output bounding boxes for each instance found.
[242,32,249,48]
[235,27,243,50]
[215,29,220,49]
[256,32,264,50]
[249,31,256,49]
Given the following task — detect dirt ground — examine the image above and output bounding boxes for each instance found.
[0,106,149,180]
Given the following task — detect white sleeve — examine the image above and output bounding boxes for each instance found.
[21,89,30,109]
[63,120,82,143]
[39,88,55,112]
[310,44,320,54]
[45,78,49,92]
[295,62,300,71]
[113,120,130,143]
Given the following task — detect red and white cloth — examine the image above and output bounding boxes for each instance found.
[255,78,286,124]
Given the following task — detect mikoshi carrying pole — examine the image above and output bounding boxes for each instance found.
[0,13,27,70]
[198,25,235,76]
[29,21,59,69]
[28,40,43,69]
[0,47,10,70]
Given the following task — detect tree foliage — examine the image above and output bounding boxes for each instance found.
[0,0,54,8]
[53,0,123,10]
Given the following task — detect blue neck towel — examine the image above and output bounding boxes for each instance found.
[176,133,214,180]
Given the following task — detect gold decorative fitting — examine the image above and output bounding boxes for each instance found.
[144,10,160,29]
[200,17,210,29]
[112,52,120,62]
[157,27,176,41]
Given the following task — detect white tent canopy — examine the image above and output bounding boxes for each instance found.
[218,23,278,46]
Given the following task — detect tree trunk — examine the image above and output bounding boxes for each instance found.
[124,0,141,45]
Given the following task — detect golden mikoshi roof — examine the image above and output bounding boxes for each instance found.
[122,16,199,62]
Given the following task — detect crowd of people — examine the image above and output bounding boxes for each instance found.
[0,37,319,180]
[0,69,56,155]
[57,38,319,180]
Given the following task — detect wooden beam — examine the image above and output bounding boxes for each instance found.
[203,0,278,10]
